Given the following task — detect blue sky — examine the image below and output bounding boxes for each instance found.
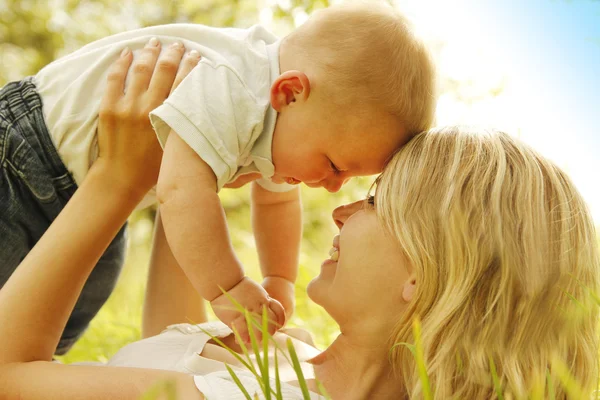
[390,0,600,221]
[472,0,600,221]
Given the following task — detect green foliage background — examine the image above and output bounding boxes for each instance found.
[3,0,597,370]
[0,0,379,362]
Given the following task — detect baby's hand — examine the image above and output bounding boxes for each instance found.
[262,276,295,322]
[210,277,285,344]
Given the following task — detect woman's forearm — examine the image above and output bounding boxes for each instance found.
[0,362,202,400]
[0,163,144,364]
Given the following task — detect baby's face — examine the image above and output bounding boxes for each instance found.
[271,101,409,192]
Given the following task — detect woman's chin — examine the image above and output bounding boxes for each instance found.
[306,278,319,304]
[306,259,337,303]
[320,258,338,271]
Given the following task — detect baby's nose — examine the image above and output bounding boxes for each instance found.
[323,177,346,193]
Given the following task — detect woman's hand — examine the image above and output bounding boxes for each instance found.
[96,39,201,201]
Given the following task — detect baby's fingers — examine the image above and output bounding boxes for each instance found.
[231,306,281,345]
[267,298,286,332]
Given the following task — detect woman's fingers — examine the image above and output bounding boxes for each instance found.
[101,48,133,112]
[127,37,162,96]
[147,41,187,101]
[170,50,201,94]
[96,39,199,195]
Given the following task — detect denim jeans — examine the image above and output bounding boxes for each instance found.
[0,78,127,355]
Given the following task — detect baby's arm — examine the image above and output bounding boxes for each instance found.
[142,209,207,338]
[157,131,284,341]
[251,182,302,320]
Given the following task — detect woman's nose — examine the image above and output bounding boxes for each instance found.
[332,199,365,229]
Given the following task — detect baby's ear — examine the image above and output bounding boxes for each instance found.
[402,274,417,303]
[270,70,310,111]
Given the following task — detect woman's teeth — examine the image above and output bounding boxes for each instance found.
[328,247,339,261]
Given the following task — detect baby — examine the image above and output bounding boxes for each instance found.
[0,2,436,348]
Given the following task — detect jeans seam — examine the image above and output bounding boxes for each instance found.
[0,102,41,167]
[1,96,76,198]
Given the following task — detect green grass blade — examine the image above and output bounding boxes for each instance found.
[244,309,264,373]
[551,357,586,399]
[230,325,259,372]
[315,379,332,400]
[262,306,270,373]
[488,355,504,400]
[390,342,416,357]
[545,369,555,400]
[286,338,312,400]
[412,318,432,400]
[139,379,177,400]
[528,374,545,400]
[226,364,254,400]
[244,309,269,398]
[274,342,283,400]
[268,334,294,367]
[260,306,272,400]
[587,288,600,306]
[562,289,585,310]
[198,327,257,376]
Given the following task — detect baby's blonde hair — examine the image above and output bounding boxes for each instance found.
[376,127,600,398]
[284,1,436,135]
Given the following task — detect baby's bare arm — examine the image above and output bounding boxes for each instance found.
[142,210,207,338]
[251,183,301,319]
[251,183,302,284]
[157,130,244,301]
[158,132,285,339]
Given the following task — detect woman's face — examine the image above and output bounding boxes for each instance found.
[307,199,415,328]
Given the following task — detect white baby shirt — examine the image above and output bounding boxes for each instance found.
[34,23,292,210]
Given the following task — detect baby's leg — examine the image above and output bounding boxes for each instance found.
[0,79,124,355]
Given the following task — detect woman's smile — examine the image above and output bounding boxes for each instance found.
[328,234,340,261]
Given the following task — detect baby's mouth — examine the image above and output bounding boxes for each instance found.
[285,177,301,185]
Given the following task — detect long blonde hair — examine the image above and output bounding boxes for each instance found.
[376,127,599,398]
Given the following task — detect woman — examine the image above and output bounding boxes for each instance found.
[328,130,600,398]
[0,52,597,397]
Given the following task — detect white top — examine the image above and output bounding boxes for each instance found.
[34,24,292,210]
[106,322,323,399]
